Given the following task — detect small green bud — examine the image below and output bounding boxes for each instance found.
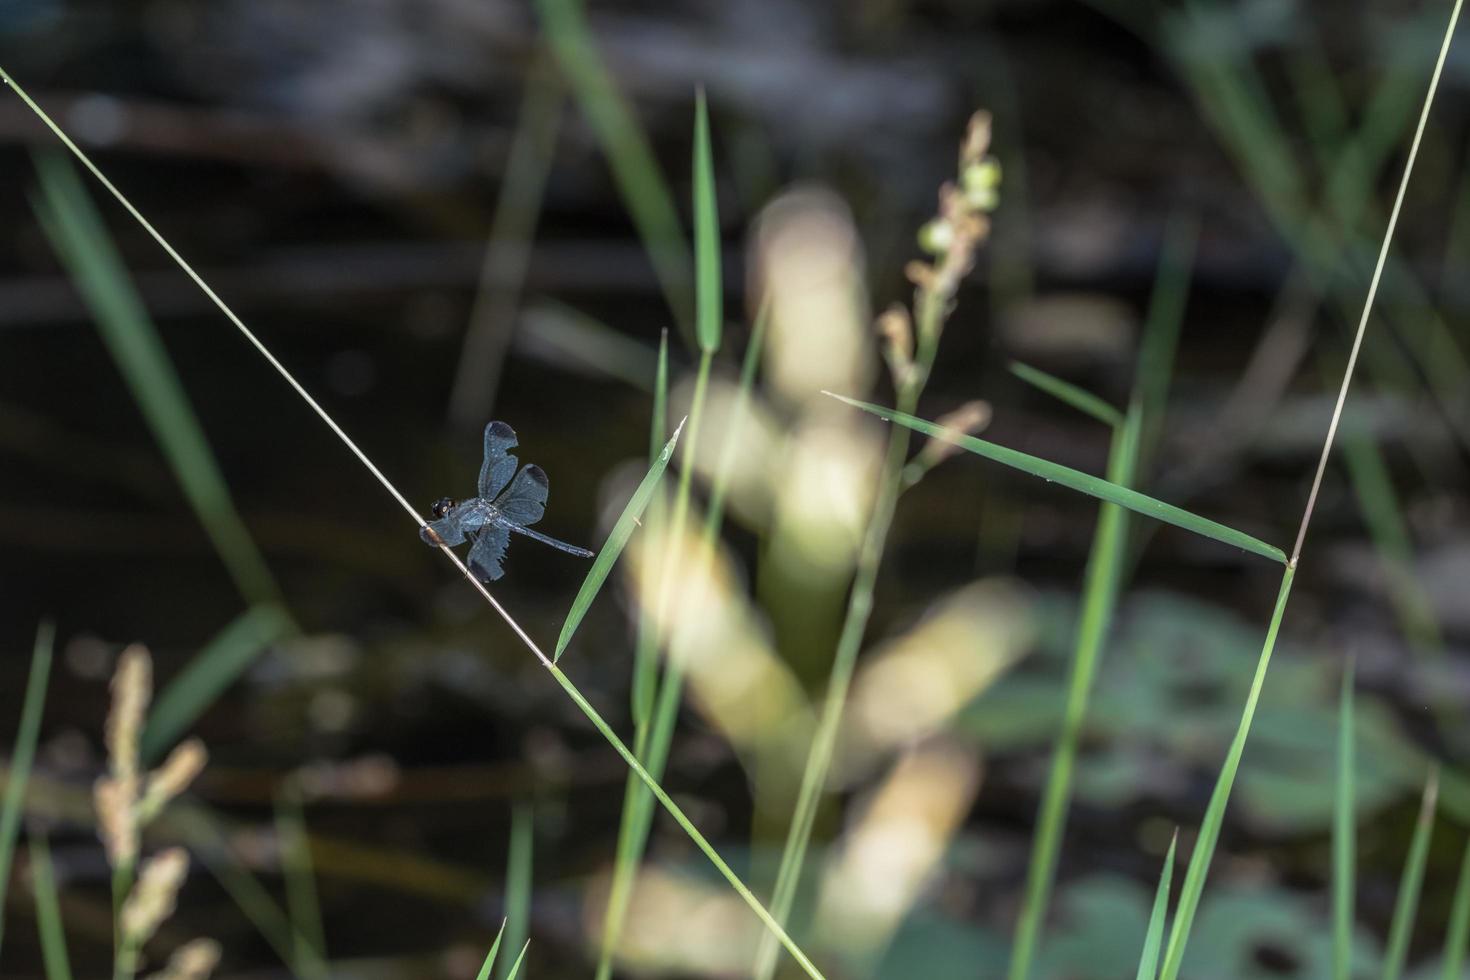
[918,219,953,254]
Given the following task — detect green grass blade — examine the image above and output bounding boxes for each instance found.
[29,832,74,980]
[827,393,1286,563]
[1008,406,1140,980]
[141,603,296,764]
[30,153,285,609]
[693,88,721,355]
[1159,565,1296,980]
[1383,767,1439,980]
[1135,832,1178,980]
[503,940,531,980]
[476,920,508,980]
[499,804,533,980]
[1008,360,1122,428]
[554,421,685,661]
[651,329,670,459]
[275,786,327,970]
[1333,659,1356,980]
[0,620,55,958]
[532,0,693,339]
[1442,835,1470,979]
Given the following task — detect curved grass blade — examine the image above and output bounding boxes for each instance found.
[141,603,295,764]
[827,393,1286,564]
[1159,565,1295,980]
[275,785,327,971]
[693,88,721,355]
[1135,831,1177,980]
[1443,835,1470,980]
[555,420,686,661]
[1009,360,1122,428]
[29,832,74,980]
[475,920,508,980]
[0,620,55,957]
[31,154,285,610]
[1333,660,1356,980]
[1383,767,1438,980]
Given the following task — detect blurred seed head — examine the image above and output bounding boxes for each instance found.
[106,644,151,785]
[815,740,981,953]
[909,400,993,477]
[585,865,761,976]
[121,847,190,947]
[145,937,221,980]
[137,737,207,824]
[843,580,1032,768]
[750,187,874,408]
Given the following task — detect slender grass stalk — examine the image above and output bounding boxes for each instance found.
[1333,660,1356,980]
[475,920,507,980]
[0,620,55,957]
[30,154,285,610]
[1443,835,1470,980]
[1008,360,1123,427]
[1007,406,1140,980]
[758,114,1000,970]
[0,69,823,979]
[1135,832,1177,980]
[499,804,533,980]
[532,0,693,339]
[631,329,670,727]
[1157,565,1296,980]
[29,831,75,980]
[141,603,295,765]
[275,785,328,978]
[449,52,564,426]
[1383,768,1440,980]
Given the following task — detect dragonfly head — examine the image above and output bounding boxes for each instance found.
[430,496,457,519]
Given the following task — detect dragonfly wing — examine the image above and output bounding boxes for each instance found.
[467,524,511,582]
[421,514,467,546]
[477,421,520,500]
[494,464,548,526]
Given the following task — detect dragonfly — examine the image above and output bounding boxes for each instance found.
[420,420,594,582]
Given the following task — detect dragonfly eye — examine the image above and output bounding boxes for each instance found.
[430,497,456,519]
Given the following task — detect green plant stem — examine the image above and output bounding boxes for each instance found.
[546,663,823,979]
[1007,407,1140,980]
[1383,768,1439,980]
[753,285,947,980]
[1442,835,1470,980]
[1135,832,1177,980]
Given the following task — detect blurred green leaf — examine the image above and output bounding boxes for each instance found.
[693,88,722,354]
[1009,361,1122,428]
[29,832,74,980]
[828,393,1286,563]
[142,603,295,764]
[1333,661,1356,980]
[499,805,533,980]
[31,153,285,610]
[1442,836,1470,980]
[533,0,693,340]
[0,621,55,958]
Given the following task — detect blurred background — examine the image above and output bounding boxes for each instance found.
[2,0,1470,977]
